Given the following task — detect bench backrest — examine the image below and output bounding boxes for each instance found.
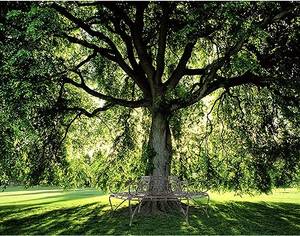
[168,176,183,193]
[135,176,151,193]
[135,175,183,194]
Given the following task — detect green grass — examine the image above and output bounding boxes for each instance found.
[0,186,300,235]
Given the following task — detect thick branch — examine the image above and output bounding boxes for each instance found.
[95,3,152,96]
[61,33,146,96]
[169,6,293,111]
[54,3,151,98]
[52,3,116,49]
[131,3,155,81]
[112,19,138,70]
[170,71,270,111]
[214,71,269,89]
[155,4,169,85]
[65,104,115,117]
[53,5,133,73]
[101,3,133,27]
[111,18,151,97]
[201,7,294,86]
[184,68,206,76]
[164,41,196,91]
[61,33,116,61]
[63,76,150,108]
[74,51,97,70]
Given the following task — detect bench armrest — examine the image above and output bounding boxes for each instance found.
[108,178,136,194]
[180,180,210,193]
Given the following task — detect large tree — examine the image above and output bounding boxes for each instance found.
[1,2,299,194]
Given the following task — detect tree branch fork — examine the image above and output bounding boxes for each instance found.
[51,2,291,114]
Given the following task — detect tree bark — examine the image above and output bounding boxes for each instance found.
[141,108,183,214]
[147,107,172,193]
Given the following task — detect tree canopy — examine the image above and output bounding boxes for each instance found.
[1,1,299,193]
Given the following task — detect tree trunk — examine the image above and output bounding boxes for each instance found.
[147,109,172,192]
[142,110,183,214]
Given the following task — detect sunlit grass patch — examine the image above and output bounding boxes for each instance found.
[210,188,300,204]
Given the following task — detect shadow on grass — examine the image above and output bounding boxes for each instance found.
[193,201,300,235]
[0,201,299,234]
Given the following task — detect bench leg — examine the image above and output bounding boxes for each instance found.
[130,199,143,226]
[186,198,189,225]
[110,198,127,212]
[129,199,132,217]
[191,195,210,217]
[205,195,210,217]
[138,199,142,213]
[175,199,189,225]
[109,196,113,210]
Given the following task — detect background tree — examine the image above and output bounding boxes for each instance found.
[1,2,299,196]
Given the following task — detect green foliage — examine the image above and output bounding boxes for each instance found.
[1,2,299,193]
[0,3,67,185]
[169,82,300,193]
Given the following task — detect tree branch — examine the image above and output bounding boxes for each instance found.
[164,40,196,91]
[68,2,154,98]
[200,6,295,86]
[203,90,227,144]
[60,33,146,96]
[111,18,138,70]
[65,104,115,117]
[111,17,151,97]
[63,76,150,108]
[131,3,156,81]
[170,6,294,111]
[170,71,271,111]
[58,112,81,149]
[52,3,116,49]
[53,3,152,98]
[214,71,269,89]
[74,50,97,71]
[60,33,116,61]
[155,3,170,85]
[101,3,133,27]
[55,103,114,155]
[184,68,205,76]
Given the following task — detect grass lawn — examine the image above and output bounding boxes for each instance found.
[0,186,300,235]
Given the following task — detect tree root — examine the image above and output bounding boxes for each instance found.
[135,200,189,216]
